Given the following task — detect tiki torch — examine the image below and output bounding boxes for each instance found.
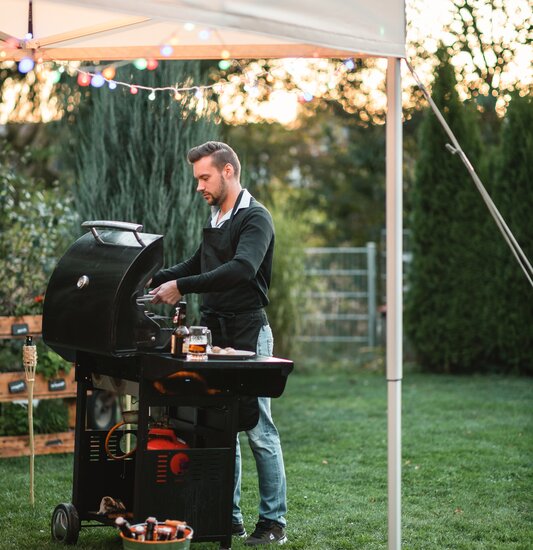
[22,335,37,506]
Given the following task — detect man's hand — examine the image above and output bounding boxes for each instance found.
[149,281,182,305]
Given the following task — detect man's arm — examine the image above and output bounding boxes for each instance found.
[177,208,273,295]
[151,245,202,287]
[149,246,201,304]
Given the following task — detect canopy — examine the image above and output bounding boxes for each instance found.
[1,0,405,61]
[1,2,406,549]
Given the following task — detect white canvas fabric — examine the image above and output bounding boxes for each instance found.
[1,0,405,60]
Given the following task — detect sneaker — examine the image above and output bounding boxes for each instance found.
[245,519,287,546]
[232,523,247,538]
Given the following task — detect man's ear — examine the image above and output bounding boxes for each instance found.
[224,163,234,177]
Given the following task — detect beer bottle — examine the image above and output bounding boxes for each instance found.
[115,517,134,539]
[171,301,189,358]
[165,519,186,539]
[145,516,157,541]
[158,527,172,541]
[133,525,145,541]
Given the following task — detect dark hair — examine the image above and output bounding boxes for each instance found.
[187,141,241,179]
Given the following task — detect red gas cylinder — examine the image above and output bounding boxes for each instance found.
[147,428,190,475]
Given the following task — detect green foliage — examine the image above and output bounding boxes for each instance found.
[0,340,23,373]
[36,341,72,379]
[226,107,386,246]
[70,61,218,265]
[266,188,310,358]
[487,93,533,373]
[0,398,69,436]
[34,399,69,434]
[69,61,219,321]
[0,402,31,436]
[405,49,492,372]
[0,142,77,316]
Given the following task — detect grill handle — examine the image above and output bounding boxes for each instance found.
[81,220,146,247]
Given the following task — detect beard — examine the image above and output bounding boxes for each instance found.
[209,174,228,207]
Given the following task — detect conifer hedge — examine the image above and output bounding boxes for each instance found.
[405,50,492,372]
[488,94,533,373]
[72,61,218,269]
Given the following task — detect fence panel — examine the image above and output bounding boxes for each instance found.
[300,244,377,347]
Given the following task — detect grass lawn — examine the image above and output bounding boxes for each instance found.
[1,366,531,549]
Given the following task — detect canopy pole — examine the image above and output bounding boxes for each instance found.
[386,57,402,550]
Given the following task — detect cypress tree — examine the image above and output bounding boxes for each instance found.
[72,61,218,270]
[405,49,489,372]
[489,94,533,373]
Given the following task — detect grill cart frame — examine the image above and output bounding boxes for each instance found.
[43,221,293,548]
[51,353,293,548]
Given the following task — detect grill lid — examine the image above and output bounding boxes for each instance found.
[43,220,165,360]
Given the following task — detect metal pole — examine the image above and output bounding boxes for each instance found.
[366,242,377,347]
[386,57,403,550]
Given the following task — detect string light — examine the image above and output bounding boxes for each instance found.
[18,57,35,74]
[184,23,195,31]
[91,73,105,87]
[198,29,211,41]
[133,58,148,70]
[77,72,91,86]
[160,45,173,57]
[344,58,355,70]
[33,56,352,114]
[102,66,116,79]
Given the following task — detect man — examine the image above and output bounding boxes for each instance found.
[149,141,288,546]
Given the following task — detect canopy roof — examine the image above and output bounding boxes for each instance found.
[1,0,406,61]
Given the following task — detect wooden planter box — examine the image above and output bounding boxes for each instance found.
[0,314,42,339]
[0,369,77,403]
[0,315,76,457]
[0,431,75,458]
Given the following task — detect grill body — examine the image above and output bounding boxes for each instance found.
[44,221,293,548]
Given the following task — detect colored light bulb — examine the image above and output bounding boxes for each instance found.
[18,57,35,74]
[102,66,116,79]
[77,72,91,86]
[133,58,147,70]
[91,74,105,88]
[160,45,173,57]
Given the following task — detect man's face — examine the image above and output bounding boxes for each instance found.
[194,156,228,207]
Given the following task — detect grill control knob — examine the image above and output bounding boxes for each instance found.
[77,275,90,289]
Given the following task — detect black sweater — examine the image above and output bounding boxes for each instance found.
[152,198,274,313]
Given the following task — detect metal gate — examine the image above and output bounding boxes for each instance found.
[300,244,377,347]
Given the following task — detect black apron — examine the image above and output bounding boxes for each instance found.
[199,191,263,431]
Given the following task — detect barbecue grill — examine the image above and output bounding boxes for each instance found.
[43,221,293,549]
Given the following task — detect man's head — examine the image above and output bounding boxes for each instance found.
[187,141,241,180]
[188,141,241,208]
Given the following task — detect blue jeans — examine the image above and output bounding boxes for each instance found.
[233,324,287,527]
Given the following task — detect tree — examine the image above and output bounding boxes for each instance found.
[405,49,491,372]
[488,93,533,373]
[70,61,219,271]
[226,105,387,246]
